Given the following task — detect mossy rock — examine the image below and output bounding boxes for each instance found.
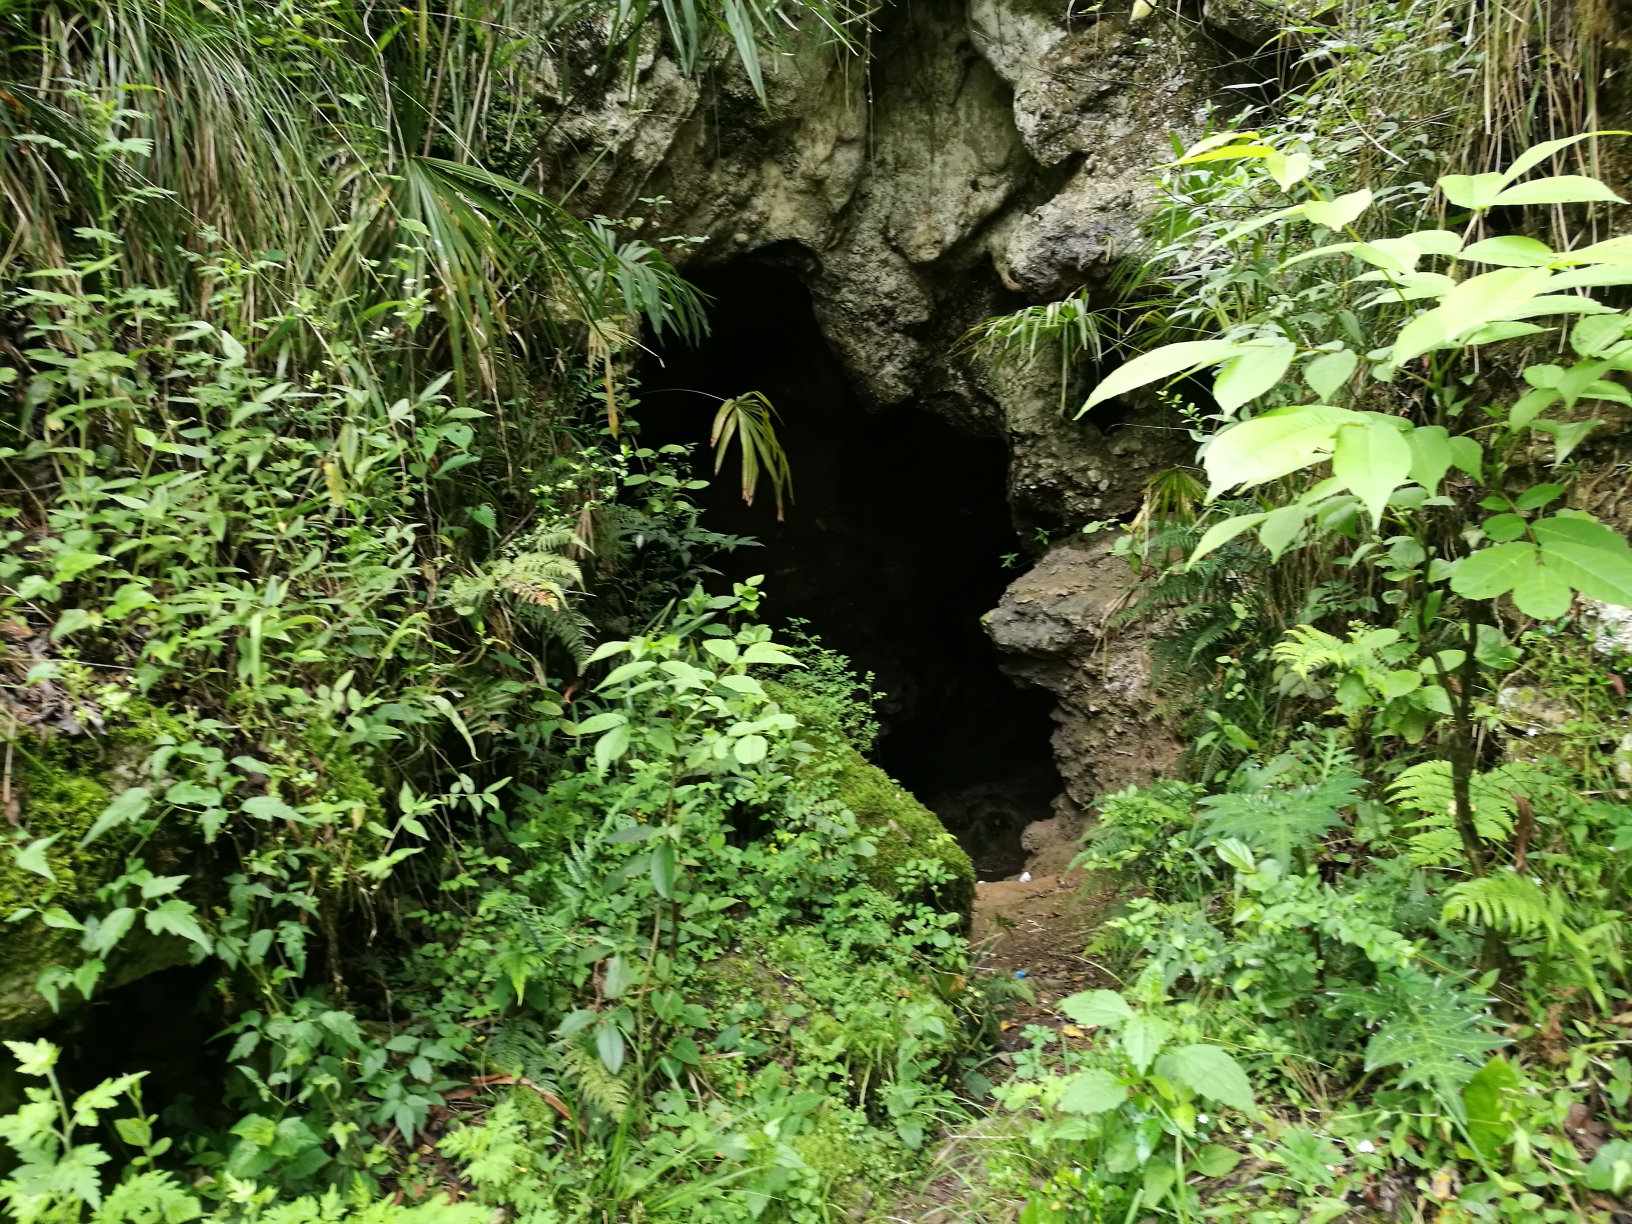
[1,703,190,1038]
[767,682,974,921]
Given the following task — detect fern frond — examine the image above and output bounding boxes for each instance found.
[557,1037,630,1122]
[1351,973,1509,1117]
[1442,871,1560,938]
[1198,768,1361,868]
[1390,762,1530,865]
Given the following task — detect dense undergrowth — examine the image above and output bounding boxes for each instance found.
[6,0,1632,1222]
[964,2,1632,1221]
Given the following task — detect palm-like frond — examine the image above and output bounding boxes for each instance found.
[711,390,791,520]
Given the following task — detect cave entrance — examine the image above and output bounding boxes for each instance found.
[638,260,1061,879]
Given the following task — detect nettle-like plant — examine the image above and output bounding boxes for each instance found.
[1084,131,1632,894]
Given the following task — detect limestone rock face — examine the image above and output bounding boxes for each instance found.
[539,0,1237,814]
[982,536,1182,811]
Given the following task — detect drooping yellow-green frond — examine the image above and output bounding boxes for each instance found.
[710,390,792,521]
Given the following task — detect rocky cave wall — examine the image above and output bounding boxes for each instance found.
[537,0,1284,827]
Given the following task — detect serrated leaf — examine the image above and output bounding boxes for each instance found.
[1362,974,1507,1118]
[1058,1069,1126,1115]
[1057,989,1134,1028]
[1120,1014,1172,1072]
[144,899,211,952]
[1082,340,1242,412]
[13,835,57,881]
[79,787,151,847]
[1165,1044,1255,1112]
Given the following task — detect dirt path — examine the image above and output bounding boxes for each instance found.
[880,817,1120,1224]
[969,813,1119,1036]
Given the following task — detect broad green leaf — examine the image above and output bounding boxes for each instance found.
[1166,1044,1255,1112]
[1257,504,1310,560]
[732,734,768,764]
[568,711,626,736]
[1407,425,1452,492]
[740,642,802,666]
[1058,1069,1126,1115]
[1332,417,1412,527]
[1489,175,1626,207]
[1450,542,1537,600]
[595,724,632,772]
[1460,321,1548,345]
[1265,149,1312,191]
[1530,417,1603,463]
[651,840,677,898]
[1203,407,1346,498]
[1437,172,1506,210]
[1194,1144,1242,1178]
[597,659,655,688]
[1501,133,1626,183]
[1304,349,1358,401]
[1392,309,1448,363]
[1189,513,1269,566]
[1572,314,1631,355]
[584,640,632,664]
[1212,342,1297,413]
[596,1023,625,1074]
[1404,229,1465,257]
[1437,267,1554,342]
[1547,266,1632,291]
[52,608,93,640]
[241,795,300,821]
[1462,1057,1521,1161]
[1532,516,1632,605]
[1082,340,1241,412]
[1448,435,1484,480]
[1176,143,1277,164]
[1303,189,1372,229]
[1058,989,1134,1028]
[1120,1014,1173,1073]
[1513,557,1573,619]
[1515,482,1566,511]
[1459,236,1556,267]
[1482,513,1528,542]
[1500,296,1618,322]
[79,787,151,847]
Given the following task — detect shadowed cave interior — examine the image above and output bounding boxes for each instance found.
[639,258,1063,880]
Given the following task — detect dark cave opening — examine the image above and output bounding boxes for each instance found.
[638,259,1062,879]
